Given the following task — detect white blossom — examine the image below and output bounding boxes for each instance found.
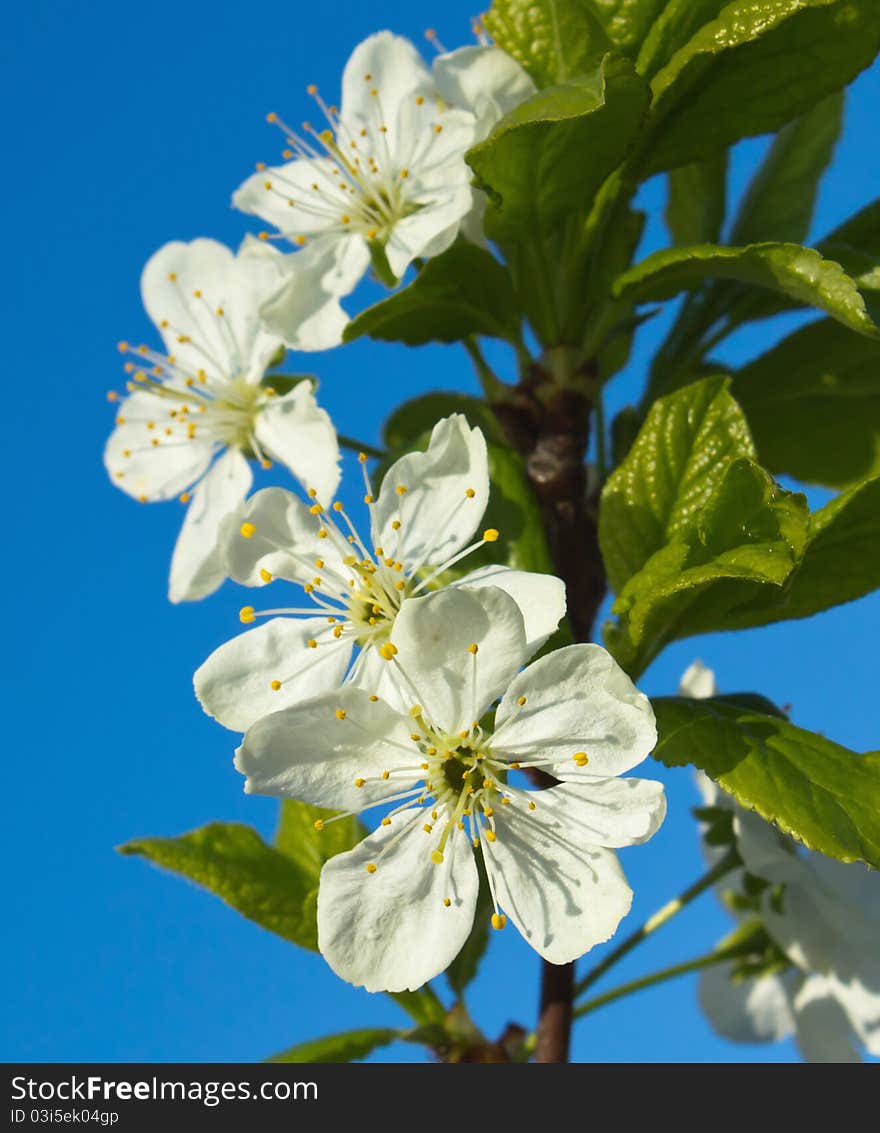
[682,664,880,1061]
[104,238,340,603]
[232,32,535,339]
[194,414,566,730]
[236,587,664,991]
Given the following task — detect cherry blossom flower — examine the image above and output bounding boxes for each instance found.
[194,414,566,729]
[236,586,664,991]
[104,237,339,602]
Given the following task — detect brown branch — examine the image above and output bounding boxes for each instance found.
[492,353,607,1064]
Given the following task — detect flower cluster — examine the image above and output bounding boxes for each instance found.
[102,28,666,993]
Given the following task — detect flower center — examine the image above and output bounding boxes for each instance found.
[255,79,446,247]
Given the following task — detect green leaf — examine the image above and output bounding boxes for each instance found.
[267,1028,400,1064]
[483,0,612,87]
[733,318,880,487]
[119,823,321,950]
[734,475,880,625]
[446,865,494,998]
[380,393,554,576]
[466,55,651,243]
[275,800,365,877]
[260,373,315,395]
[652,696,880,867]
[636,0,728,78]
[605,458,808,673]
[643,0,880,175]
[726,197,880,328]
[383,393,500,451]
[599,376,756,592]
[729,93,844,247]
[587,0,668,57]
[614,242,879,338]
[665,152,727,247]
[343,245,521,346]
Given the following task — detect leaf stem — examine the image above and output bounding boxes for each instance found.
[573,944,740,1021]
[338,434,385,460]
[463,336,507,401]
[594,388,608,483]
[573,848,740,1000]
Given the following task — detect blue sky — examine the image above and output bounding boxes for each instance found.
[3,0,878,1063]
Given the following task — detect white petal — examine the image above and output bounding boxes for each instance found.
[317,808,479,992]
[679,660,717,699]
[433,45,536,139]
[168,449,252,603]
[104,391,215,502]
[819,974,880,1057]
[141,238,283,384]
[233,158,341,240]
[374,413,489,568]
[389,587,528,734]
[454,564,566,654]
[793,975,863,1062]
[194,617,352,732]
[492,644,657,780]
[698,964,795,1043]
[483,802,633,964]
[341,32,433,129]
[257,238,369,351]
[235,685,418,812]
[219,486,351,589]
[520,778,667,850]
[254,382,341,504]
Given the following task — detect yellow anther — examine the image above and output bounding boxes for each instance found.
[484,807,494,817]
[381,816,391,826]
[309,503,323,515]
[395,580,406,591]
[258,232,270,241]
[443,897,451,907]
[423,824,433,834]
[410,733,421,742]
[179,492,191,504]
[106,390,119,403]
[517,696,527,706]
[369,695,379,702]
[335,709,347,720]
[573,752,589,767]
[467,643,479,655]
[426,746,437,756]
[485,830,497,843]
[333,626,343,639]
[266,111,278,122]
[483,528,500,542]
[240,522,257,539]
[318,528,328,539]
[364,493,374,504]
[430,850,444,864]
[400,168,409,179]
[366,862,377,874]
[270,680,282,692]
[307,639,317,649]
[261,459,273,471]
[217,307,225,317]
[416,95,425,105]
[354,777,365,788]
[381,770,390,780]
[239,606,256,624]
[465,488,475,498]
[392,520,401,531]
[260,568,272,583]
[295,235,307,246]
[528,801,536,811]
[313,819,324,831]
[491,914,507,931]
[501,798,511,806]
[395,484,407,496]
[379,642,398,661]
[509,762,521,770]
